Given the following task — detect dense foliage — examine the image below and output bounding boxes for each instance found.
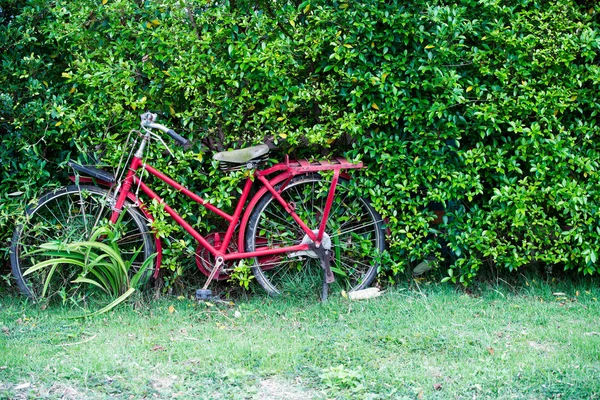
[1,0,599,288]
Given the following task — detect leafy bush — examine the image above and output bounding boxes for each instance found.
[1,0,599,287]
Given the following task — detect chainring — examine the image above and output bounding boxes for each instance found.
[195,232,238,280]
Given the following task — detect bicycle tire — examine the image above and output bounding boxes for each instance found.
[245,174,385,296]
[10,185,155,301]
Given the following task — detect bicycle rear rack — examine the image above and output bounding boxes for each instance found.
[257,156,363,177]
[287,157,363,172]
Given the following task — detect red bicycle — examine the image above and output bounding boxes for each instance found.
[10,113,385,300]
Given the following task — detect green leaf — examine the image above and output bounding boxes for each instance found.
[75,288,136,318]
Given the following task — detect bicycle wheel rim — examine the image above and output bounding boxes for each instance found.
[246,175,384,296]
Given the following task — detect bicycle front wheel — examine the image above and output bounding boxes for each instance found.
[10,185,155,301]
[245,174,385,296]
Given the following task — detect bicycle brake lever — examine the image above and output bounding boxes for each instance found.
[149,131,175,157]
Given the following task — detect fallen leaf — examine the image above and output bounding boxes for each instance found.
[487,347,494,355]
[433,383,442,390]
[168,305,175,313]
[152,345,165,351]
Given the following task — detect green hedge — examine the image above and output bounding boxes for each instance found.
[1,0,599,287]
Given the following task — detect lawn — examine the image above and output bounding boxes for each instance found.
[1,278,599,399]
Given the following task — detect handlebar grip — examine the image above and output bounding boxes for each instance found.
[167,129,192,148]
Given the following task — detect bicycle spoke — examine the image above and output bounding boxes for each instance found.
[260,208,305,237]
[330,220,382,238]
[336,255,375,271]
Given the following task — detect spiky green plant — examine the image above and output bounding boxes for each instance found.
[24,222,155,316]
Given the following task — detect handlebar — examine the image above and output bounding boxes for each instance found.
[140,112,191,148]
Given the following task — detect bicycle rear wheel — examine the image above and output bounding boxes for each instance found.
[245,174,385,296]
[10,185,154,301]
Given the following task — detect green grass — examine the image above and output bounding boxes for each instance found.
[1,278,599,399]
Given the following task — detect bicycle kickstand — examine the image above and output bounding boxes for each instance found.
[309,243,335,301]
[196,256,224,301]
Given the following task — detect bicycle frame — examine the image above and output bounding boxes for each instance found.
[106,151,363,276]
